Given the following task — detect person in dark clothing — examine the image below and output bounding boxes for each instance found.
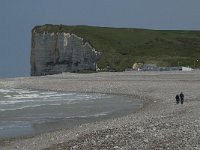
[175,94,180,104]
[180,92,184,104]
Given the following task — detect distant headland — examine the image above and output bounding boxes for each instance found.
[31,24,200,76]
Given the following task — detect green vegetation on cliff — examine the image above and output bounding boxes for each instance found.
[33,24,200,71]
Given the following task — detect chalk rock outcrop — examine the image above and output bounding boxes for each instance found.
[31,32,101,76]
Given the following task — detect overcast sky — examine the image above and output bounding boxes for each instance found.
[0,0,200,77]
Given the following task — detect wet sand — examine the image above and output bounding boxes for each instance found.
[0,71,200,150]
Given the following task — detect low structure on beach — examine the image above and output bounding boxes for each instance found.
[141,64,158,71]
[159,66,193,71]
[181,66,193,71]
[127,63,193,72]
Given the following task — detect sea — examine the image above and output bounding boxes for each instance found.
[0,88,142,138]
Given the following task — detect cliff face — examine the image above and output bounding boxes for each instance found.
[31,32,101,76]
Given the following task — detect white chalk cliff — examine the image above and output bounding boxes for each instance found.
[31,31,101,76]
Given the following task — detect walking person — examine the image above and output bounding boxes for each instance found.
[180,92,184,104]
[175,94,180,104]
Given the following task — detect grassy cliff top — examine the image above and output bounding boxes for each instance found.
[33,24,200,70]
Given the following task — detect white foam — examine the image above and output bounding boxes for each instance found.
[0,91,111,112]
[92,112,109,117]
[0,100,24,105]
[18,90,38,94]
[0,89,13,93]
[1,89,108,103]
[12,94,40,99]
[4,95,12,98]
[0,97,80,108]
[0,104,47,111]
[8,92,77,100]
[40,92,58,95]
[64,112,110,119]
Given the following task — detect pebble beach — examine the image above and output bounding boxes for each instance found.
[0,71,200,150]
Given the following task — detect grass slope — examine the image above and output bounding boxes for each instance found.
[33,24,200,71]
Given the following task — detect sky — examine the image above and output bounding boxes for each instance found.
[0,0,200,77]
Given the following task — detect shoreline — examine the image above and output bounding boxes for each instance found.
[0,71,200,149]
[0,91,142,139]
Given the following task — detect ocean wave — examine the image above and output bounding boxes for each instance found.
[4,95,12,98]
[0,89,14,93]
[0,121,31,129]
[30,111,110,124]
[63,112,110,119]
[0,101,80,111]
[0,88,37,93]
[1,89,109,103]
[0,104,45,111]
[0,97,81,106]
[9,93,78,100]
[0,124,30,130]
